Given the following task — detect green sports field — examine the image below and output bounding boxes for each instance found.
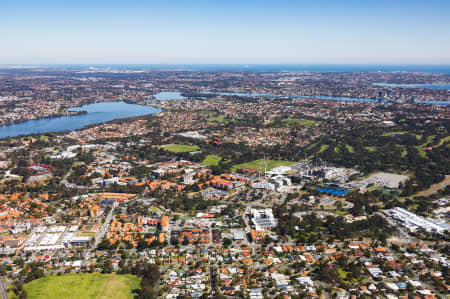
[232,159,297,172]
[23,273,140,299]
[281,118,320,127]
[207,115,230,123]
[159,144,200,153]
[202,155,222,166]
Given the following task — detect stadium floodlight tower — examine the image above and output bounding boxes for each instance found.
[263,154,268,177]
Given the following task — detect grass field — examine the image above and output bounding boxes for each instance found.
[202,155,222,166]
[207,115,230,123]
[413,175,450,197]
[401,148,408,158]
[306,142,318,151]
[147,227,157,233]
[345,144,355,153]
[232,159,297,172]
[281,118,320,127]
[23,273,140,299]
[415,135,436,158]
[77,231,97,237]
[364,146,376,152]
[20,135,49,141]
[381,131,408,136]
[318,144,329,153]
[435,136,450,147]
[159,144,200,153]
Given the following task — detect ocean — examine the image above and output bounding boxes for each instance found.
[4,64,450,74]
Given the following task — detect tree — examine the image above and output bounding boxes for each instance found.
[171,237,179,246]
[102,259,113,273]
[222,238,232,247]
[316,262,339,283]
[133,263,160,299]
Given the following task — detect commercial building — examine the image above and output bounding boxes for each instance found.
[388,207,450,234]
[70,236,92,248]
[250,208,278,231]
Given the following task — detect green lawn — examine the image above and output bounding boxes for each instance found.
[364,146,376,152]
[318,144,329,153]
[435,136,450,147]
[413,175,450,197]
[24,273,140,299]
[335,210,348,216]
[232,159,297,172]
[207,115,229,123]
[345,144,355,153]
[202,155,222,166]
[381,131,408,137]
[366,185,384,192]
[159,144,200,153]
[415,135,436,158]
[306,142,318,151]
[281,118,320,127]
[394,145,408,158]
[416,147,426,158]
[401,148,408,158]
[337,268,348,279]
[147,227,157,233]
[77,231,96,237]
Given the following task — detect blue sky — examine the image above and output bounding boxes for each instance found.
[1,0,449,64]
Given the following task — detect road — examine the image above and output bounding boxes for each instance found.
[413,175,450,197]
[85,206,115,260]
[209,265,216,298]
[59,169,73,185]
[60,169,96,189]
[0,277,8,299]
[156,265,167,297]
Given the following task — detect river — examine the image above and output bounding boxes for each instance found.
[1,88,447,139]
[0,101,161,139]
[202,91,449,105]
[372,82,450,90]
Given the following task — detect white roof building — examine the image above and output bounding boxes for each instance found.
[250,208,278,231]
[389,207,450,233]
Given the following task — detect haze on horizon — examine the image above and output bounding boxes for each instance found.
[1,0,449,65]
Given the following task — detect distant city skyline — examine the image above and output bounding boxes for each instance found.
[1,0,450,64]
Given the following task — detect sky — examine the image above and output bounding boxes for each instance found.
[1,0,450,64]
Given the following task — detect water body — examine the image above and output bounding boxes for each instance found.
[202,91,449,106]
[24,64,450,74]
[373,82,450,90]
[152,92,186,100]
[0,101,161,139]
[205,91,380,103]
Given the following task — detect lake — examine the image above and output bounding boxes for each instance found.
[0,101,161,139]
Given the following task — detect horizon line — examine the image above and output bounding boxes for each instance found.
[1,63,450,66]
